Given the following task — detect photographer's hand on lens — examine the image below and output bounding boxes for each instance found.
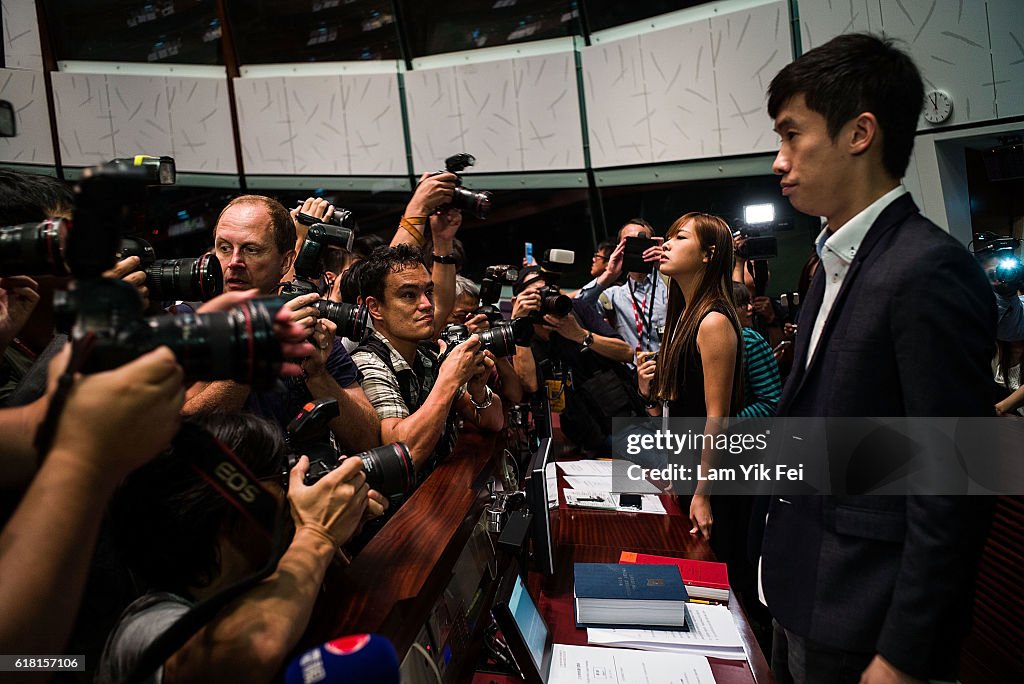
[543,311,586,344]
[104,255,150,310]
[0,275,41,349]
[408,172,457,216]
[511,291,540,319]
[49,345,185,481]
[464,312,490,334]
[365,489,389,521]
[302,318,337,379]
[288,454,369,548]
[284,292,321,331]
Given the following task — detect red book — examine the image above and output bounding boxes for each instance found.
[619,551,730,603]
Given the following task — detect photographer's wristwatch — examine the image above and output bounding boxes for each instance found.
[581,331,594,348]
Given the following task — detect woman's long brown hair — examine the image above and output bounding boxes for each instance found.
[653,212,743,406]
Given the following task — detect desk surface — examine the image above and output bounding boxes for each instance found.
[529,463,773,684]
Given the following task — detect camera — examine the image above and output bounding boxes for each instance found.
[285,398,415,497]
[974,232,1024,295]
[279,220,368,340]
[117,236,223,302]
[524,249,574,322]
[53,156,286,388]
[0,218,70,277]
[294,202,355,234]
[426,153,493,220]
[472,303,504,326]
[439,317,533,361]
[733,228,778,260]
[480,264,518,305]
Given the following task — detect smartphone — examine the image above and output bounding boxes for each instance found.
[772,340,793,355]
[623,236,659,273]
[636,350,658,365]
[619,493,642,510]
[524,242,535,266]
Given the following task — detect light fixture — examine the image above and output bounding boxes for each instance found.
[743,203,775,225]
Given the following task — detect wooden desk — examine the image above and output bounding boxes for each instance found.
[528,465,773,684]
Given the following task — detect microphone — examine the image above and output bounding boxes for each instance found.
[285,634,400,684]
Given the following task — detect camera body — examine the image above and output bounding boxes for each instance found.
[439,317,533,362]
[425,153,493,219]
[480,264,518,306]
[279,220,368,340]
[285,398,414,497]
[734,228,778,260]
[294,202,355,234]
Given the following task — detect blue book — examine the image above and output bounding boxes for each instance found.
[573,563,690,629]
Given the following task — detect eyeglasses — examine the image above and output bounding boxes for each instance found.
[592,253,608,261]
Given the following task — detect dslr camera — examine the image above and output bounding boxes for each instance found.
[974,231,1024,295]
[438,317,533,363]
[51,156,287,388]
[475,264,519,325]
[280,209,369,340]
[285,398,415,497]
[426,153,493,220]
[527,249,575,322]
[117,236,223,302]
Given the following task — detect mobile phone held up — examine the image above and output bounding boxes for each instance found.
[622,236,659,274]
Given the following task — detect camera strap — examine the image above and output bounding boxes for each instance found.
[120,423,292,684]
[32,333,96,460]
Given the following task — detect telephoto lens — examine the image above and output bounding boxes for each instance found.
[146,253,224,301]
[539,287,572,316]
[315,299,369,340]
[82,296,285,389]
[477,325,515,358]
[450,187,493,220]
[0,219,70,276]
[303,443,415,498]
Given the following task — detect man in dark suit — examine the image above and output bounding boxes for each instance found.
[759,34,995,683]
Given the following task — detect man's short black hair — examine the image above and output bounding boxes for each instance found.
[358,244,429,303]
[0,169,74,224]
[110,413,286,597]
[215,195,296,256]
[767,33,924,179]
[617,218,654,240]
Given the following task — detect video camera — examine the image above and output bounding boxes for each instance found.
[285,398,415,497]
[426,153,493,220]
[50,156,287,388]
[280,211,368,340]
[974,231,1024,295]
[733,228,778,260]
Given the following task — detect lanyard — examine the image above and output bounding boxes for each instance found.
[629,276,658,351]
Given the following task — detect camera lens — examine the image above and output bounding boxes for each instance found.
[355,442,415,497]
[0,219,69,276]
[450,187,493,220]
[478,324,515,358]
[540,293,572,316]
[315,299,369,340]
[146,253,224,302]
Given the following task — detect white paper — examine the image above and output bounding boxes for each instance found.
[558,460,615,476]
[587,603,745,659]
[547,475,559,509]
[548,643,715,683]
[564,491,667,515]
[562,475,661,495]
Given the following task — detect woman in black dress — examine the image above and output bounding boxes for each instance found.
[641,212,742,541]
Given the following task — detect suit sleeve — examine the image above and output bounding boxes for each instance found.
[876,245,996,676]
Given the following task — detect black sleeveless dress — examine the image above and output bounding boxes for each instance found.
[666,306,740,417]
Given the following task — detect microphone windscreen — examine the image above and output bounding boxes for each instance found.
[285,633,400,684]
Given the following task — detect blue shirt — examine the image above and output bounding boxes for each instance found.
[575,271,668,353]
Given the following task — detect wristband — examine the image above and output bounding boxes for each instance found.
[399,216,427,246]
[432,252,458,265]
[470,384,494,410]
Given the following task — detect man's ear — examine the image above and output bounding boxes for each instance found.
[280,248,297,277]
[848,112,879,157]
[364,294,385,322]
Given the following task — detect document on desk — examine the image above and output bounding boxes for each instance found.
[564,490,667,515]
[549,644,715,684]
[558,460,616,476]
[562,475,662,495]
[587,603,746,660]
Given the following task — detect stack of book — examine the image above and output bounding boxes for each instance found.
[573,563,690,629]
[619,551,730,603]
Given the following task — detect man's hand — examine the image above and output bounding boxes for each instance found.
[752,296,777,324]
[431,207,463,243]
[511,290,540,319]
[288,455,369,548]
[543,312,587,344]
[464,312,490,334]
[859,655,924,684]
[283,292,321,332]
[598,240,626,285]
[292,197,335,231]
[406,172,457,217]
[302,319,337,380]
[365,489,389,521]
[0,275,41,347]
[689,493,713,540]
[104,255,150,310]
[50,346,185,480]
[437,334,485,386]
